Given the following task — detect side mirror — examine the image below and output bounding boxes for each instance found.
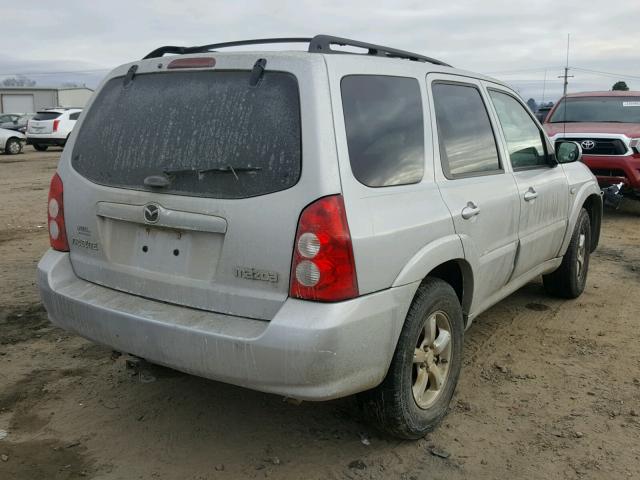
[555,141,582,164]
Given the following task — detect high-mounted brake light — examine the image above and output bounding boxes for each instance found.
[52,119,60,132]
[48,173,69,251]
[167,57,216,69]
[289,195,358,302]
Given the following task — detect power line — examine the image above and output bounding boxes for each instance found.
[483,66,561,75]
[571,67,640,81]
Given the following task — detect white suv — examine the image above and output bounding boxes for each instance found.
[37,35,602,439]
[27,108,82,151]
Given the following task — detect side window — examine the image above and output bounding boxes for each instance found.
[341,75,424,187]
[69,112,81,120]
[488,90,547,169]
[432,82,501,178]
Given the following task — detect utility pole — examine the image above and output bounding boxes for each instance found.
[558,34,574,96]
[559,66,574,96]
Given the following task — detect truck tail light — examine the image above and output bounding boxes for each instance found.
[53,119,60,132]
[289,195,358,302]
[48,173,69,251]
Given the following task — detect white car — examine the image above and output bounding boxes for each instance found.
[0,127,25,155]
[26,108,81,151]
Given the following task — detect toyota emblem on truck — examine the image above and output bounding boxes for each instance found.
[581,140,596,150]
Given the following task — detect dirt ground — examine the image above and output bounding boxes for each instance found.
[1,147,639,480]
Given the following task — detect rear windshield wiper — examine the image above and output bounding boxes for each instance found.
[163,165,262,180]
[144,165,262,188]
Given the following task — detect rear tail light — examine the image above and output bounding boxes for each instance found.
[289,195,358,302]
[52,119,60,132]
[48,173,69,251]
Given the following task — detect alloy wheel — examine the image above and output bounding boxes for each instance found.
[412,311,452,409]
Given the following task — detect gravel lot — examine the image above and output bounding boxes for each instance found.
[1,147,639,480]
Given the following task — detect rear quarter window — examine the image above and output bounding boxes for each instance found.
[341,75,425,187]
[72,70,301,199]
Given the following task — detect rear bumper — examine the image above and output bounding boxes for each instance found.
[37,250,416,400]
[582,154,640,191]
[26,135,66,146]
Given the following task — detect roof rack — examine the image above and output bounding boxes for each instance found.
[142,34,451,67]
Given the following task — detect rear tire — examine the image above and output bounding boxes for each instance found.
[359,278,464,439]
[33,144,48,151]
[543,208,591,299]
[5,138,22,155]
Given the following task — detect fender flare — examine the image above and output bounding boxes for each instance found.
[392,235,464,287]
[392,234,473,315]
[560,183,602,256]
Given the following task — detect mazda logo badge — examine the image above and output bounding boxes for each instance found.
[581,140,596,150]
[143,204,160,223]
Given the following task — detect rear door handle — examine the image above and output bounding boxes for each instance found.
[461,201,480,219]
[524,187,538,202]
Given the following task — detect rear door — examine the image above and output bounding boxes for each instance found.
[485,86,569,278]
[62,54,339,320]
[428,76,520,309]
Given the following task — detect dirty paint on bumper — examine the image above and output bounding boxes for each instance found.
[37,249,416,401]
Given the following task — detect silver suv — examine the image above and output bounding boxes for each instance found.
[37,35,602,439]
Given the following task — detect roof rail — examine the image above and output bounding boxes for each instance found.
[308,35,451,66]
[142,34,451,67]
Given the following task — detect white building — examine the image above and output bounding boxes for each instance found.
[0,86,94,113]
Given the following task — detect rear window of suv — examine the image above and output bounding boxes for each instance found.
[33,111,62,121]
[72,70,301,199]
[341,75,424,187]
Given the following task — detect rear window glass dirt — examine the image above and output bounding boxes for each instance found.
[72,70,301,199]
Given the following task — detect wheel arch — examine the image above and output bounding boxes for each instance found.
[560,183,602,256]
[426,259,474,326]
[582,193,602,252]
[392,235,474,326]
[5,136,22,151]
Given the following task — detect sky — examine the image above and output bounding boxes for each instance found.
[2,0,640,103]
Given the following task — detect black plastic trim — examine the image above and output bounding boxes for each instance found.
[142,34,451,67]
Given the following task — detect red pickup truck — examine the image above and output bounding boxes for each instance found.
[543,91,640,200]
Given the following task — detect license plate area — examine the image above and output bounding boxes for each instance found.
[99,219,223,281]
